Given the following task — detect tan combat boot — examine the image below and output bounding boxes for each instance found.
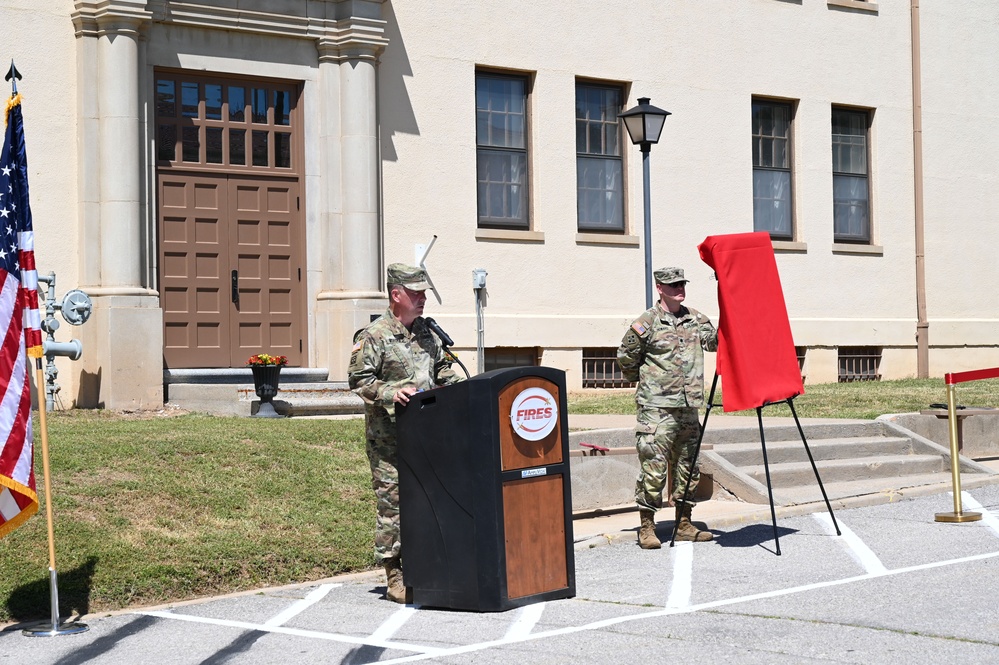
[674,503,713,542]
[383,558,407,603]
[638,509,661,549]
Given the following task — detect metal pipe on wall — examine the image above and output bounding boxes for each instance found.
[911,0,929,378]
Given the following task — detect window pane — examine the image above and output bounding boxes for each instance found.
[182,126,200,162]
[181,81,199,118]
[252,130,268,166]
[205,127,223,164]
[576,157,623,231]
[832,109,868,175]
[833,174,870,241]
[476,149,527,227]
[575,85,621,156]
[156,80,176,117]
[251,88,269,123]
[274,90,290,126]
[475,75,526,148]
[157,124,176,161]
[230,129,245,165]
[275,133,291,168]
[752,170,791,238]
[752,101,789,168]
[229,86,246,122]
[205,84,222,120]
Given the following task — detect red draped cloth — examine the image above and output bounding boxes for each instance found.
[698,232,803,412]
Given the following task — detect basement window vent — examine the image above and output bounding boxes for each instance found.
[582,348,635,389]
[838,346,882,382]
[484,347,540,372]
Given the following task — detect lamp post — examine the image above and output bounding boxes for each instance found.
[619,97,671,309]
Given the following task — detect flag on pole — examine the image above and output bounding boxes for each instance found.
[0,92,41,538]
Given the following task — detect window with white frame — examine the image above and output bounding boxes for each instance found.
[576,83,624,232]
[476,72,529,229]
[751,99,794,240]
[832,107,872,243]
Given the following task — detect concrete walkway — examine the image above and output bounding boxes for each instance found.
[567,413,999,547]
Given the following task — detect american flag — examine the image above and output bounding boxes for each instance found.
[0,93,41,538]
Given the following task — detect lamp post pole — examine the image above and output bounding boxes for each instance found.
[618,97,671,310]
[641,143,653,308]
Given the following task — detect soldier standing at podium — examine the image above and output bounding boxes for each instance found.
[348,263,463,602]
[618,266,718,549]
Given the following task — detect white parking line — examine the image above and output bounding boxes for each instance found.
[958,492,999,537]
[503,601,546,639]
[263,583,339,627]
[369,605,419,643]
[374,548,999,664]
[665,541,693,609]
[138,610,441,655]
[812,512,887,575]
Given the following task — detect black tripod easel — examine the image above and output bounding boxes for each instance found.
[668,373,841,554]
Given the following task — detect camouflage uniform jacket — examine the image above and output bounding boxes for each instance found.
[617,302,718,409]
[348,308,462,439]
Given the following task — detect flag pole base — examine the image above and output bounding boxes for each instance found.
[22,620,89,637]
[935,511,982,523]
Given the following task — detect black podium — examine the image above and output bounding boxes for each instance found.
[396,366,576,611]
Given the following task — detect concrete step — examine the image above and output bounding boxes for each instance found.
[742,453,946,486]
[770,471,960,506]
[163,369,365,417]
[713,436,915,466]
[701,421,887,445]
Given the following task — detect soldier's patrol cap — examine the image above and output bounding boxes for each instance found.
[386,263,431,291]
[654,266,689,286]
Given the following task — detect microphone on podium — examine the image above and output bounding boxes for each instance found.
[424,317,454,348]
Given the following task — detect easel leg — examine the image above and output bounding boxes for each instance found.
[787,398,841,536]
[670,373,719,547]
[757,407,782,556]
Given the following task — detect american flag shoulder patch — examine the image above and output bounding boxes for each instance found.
[352,340,362,352]
[631,321,647,335]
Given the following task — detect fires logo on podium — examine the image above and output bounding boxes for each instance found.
[510,387,559,441]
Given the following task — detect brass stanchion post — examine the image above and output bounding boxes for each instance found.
[934,380,982,523]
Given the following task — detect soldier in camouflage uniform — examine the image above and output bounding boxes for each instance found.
[618,266,718,549]
[347,263,463,602]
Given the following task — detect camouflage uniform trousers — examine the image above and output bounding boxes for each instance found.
[634,406,703,511]
[365,436,401,564]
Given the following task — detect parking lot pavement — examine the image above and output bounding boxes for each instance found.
[6,486,999,664]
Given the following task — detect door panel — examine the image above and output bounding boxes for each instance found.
[229,177,301,367]
[160,174,230,368]
[159,173,304,369]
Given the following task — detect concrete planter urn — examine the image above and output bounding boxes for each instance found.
[247,354,287,418]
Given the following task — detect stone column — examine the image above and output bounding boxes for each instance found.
[315,16,389,379]
[73,1,162,409]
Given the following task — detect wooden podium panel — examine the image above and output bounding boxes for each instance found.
[498,377,563,471]
[397,366,575,612]
[503,475,568,599]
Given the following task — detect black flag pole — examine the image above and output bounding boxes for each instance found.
[6,60,21,95]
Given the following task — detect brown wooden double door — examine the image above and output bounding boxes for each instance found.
[159,173,305,368]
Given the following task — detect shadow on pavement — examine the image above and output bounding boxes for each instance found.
[5,556,98,623]
[714,523,798,552]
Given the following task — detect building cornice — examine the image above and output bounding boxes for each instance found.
[71,1,391,58]
[72,1,153,38]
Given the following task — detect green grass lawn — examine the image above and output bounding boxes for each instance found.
[3,376,997,623]
[1,412,373,624]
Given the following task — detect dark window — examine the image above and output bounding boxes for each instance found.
[583,348,635,389]
[752,100,793,240]
[832,108,871,243]
[476,72,529,229]
[838,346,881,382]
[484,347,540,372]
[576,83,624,232]
[155,73,296,171]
